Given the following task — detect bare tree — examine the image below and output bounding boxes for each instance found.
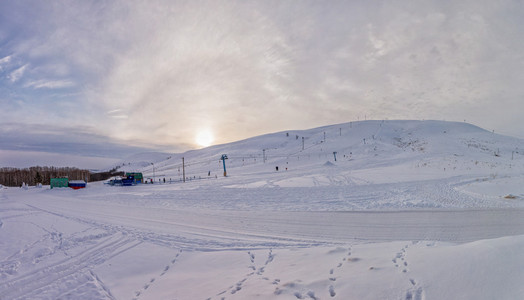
[0,166,91,187]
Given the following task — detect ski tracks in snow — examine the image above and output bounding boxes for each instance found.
[0,232,140,300]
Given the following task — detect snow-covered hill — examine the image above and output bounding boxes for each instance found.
[113,120,524,206]
[122,120,521,176]
[2,120,524,299]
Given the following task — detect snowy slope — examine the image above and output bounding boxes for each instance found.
[107,152,174,173]
[132,120,522,178]
[125,120,524,206]
[1,120,524,300]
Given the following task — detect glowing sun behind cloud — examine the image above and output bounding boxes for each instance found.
[195,130,214,148]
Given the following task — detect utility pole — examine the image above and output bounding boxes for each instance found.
[221,154,228,176]
[302,137,304,150]
[263,149,266,163]
[150,162,155,183]
[182,157,185,183]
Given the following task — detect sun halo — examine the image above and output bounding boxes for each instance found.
[195,130,214,148]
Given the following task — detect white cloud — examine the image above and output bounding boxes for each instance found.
[8,64,28,82]
[0,55,12,71]
[106,108,129,119]
[106,109,123,114]
[24,79,75,89]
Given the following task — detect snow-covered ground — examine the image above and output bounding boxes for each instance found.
[1,120,524,299]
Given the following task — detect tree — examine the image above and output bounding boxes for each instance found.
[34,171,42,184]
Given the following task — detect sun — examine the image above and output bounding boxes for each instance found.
[195,130,214,148]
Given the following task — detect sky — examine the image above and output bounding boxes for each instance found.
[1,0,523,169]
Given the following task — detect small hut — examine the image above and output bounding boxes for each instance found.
[68,180,87,189]
[50,178,69,189]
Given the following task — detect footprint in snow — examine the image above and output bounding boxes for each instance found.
[307,291,319,300]
[405,287,424,300]
[136,250,182,299]
[325,246,353,297]
[248,251,255,263]
[329,285,336,297]
[265,249,275,265]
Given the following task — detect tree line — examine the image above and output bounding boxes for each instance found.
[0,166,91,187]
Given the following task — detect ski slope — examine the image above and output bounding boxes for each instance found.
[1,120,524,299]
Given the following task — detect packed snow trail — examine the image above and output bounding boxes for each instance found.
[13,185,524,250]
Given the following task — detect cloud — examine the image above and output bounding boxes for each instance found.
[107,109,129,119]
[0,122,169,159]
[1,0,524,161]
[24,79,75,89]
[8,64,28,82]
[0,149,119,169]
[0,55,12,71]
